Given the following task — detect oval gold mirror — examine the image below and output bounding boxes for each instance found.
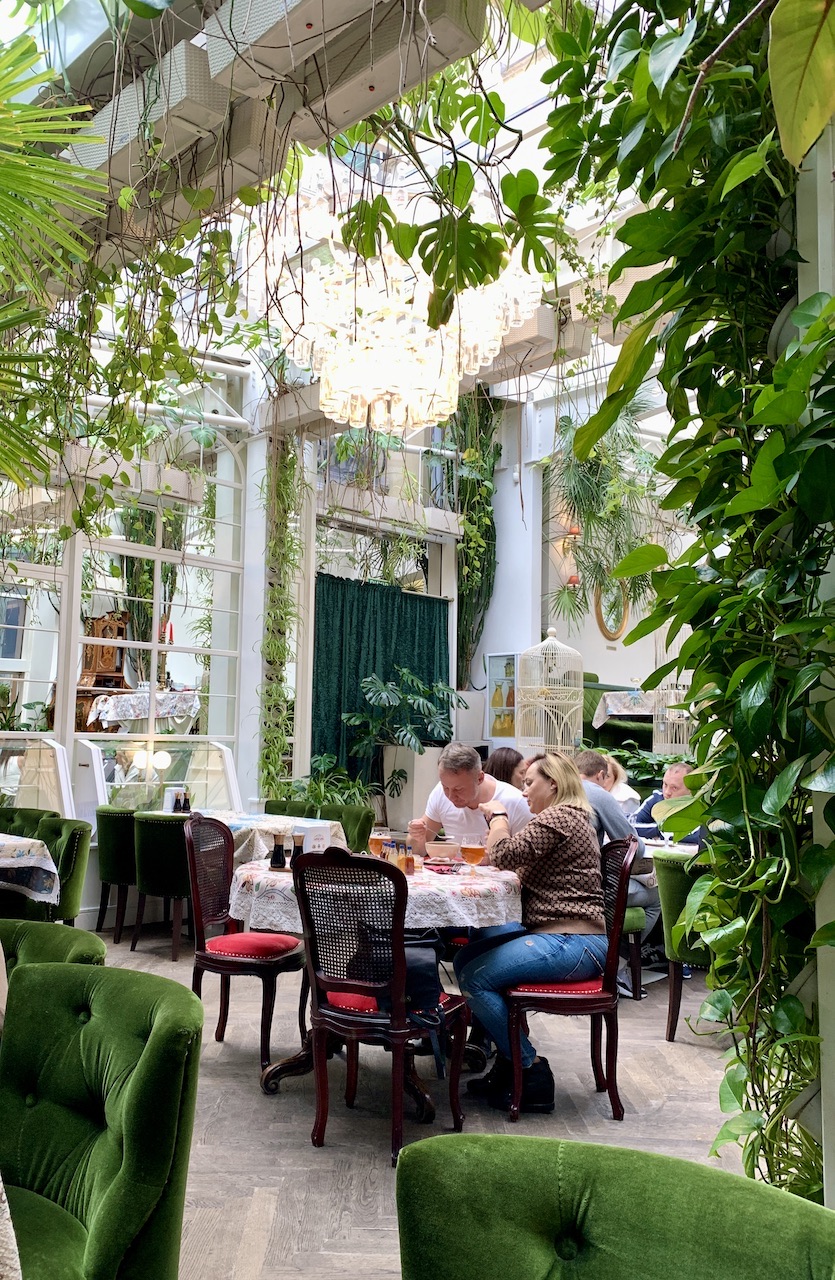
[594,580,629,641]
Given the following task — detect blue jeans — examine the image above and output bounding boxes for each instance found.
[455,924,608,1069]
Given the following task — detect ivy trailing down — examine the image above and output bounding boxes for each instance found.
[540,0,835,1198]
[445,387,501,690]
[259,430,302,797]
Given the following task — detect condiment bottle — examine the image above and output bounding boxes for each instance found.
[270,835,286,869]
[182,789,191,813]
[173,792,182,813]
[290,831,305,867]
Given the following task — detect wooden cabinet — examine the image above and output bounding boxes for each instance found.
[76,612,129,732]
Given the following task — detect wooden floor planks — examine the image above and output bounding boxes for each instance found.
[106,929,741,1278]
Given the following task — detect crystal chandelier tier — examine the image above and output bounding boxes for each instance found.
[277,242,543,434]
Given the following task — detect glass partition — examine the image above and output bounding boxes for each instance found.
[79,738,242,819]
[0,737,74,815]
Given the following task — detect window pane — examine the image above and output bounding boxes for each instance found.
[0,578,61,731]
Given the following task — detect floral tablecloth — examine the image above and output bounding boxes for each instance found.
[0,836,59,904]
[0,1173,21,1280]
[592,689,656,728]
[229,860,522,932]
[88,689,201,733]
[206,812,347,867]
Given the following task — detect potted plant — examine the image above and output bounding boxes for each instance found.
[342,667,467,828]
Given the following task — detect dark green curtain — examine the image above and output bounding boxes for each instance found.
[312,573,450,768]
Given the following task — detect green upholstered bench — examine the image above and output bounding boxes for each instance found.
[0,963,203,1280]
[0,809,92,925]
[397,1134,835,1280]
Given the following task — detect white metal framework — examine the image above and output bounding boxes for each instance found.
[515,627,583,757]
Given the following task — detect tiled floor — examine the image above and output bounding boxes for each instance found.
[108,930,741,1279]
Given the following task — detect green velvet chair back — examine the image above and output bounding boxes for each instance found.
[0,963,203,1280]
[264,800,316,818]
[397,1135,835,1280]
[0,807,59,839]
[133,811,190,900]
[0,815,91,925]
[95,805,137,887]
[654,849,706,966]
[317,803,375,852]
[0,919,106,973]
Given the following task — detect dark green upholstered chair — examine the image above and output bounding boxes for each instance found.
[264,800,316,818]
[0,963,203,1280]
[0,811,92,926]
[654,848,707,1040]
[95,805,137,944]
[0,919,106,973]
[622,904,646,1000]
[397,1134,835,1280]
[317,803,375,853]
[131,811,190,961]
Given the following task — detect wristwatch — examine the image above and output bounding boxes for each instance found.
[486,811,509,826]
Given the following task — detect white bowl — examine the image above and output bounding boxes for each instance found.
[426,841,461,860]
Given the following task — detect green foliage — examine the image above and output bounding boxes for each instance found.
[444,389,502,688]
[538,0,826,1197]
[605,740,688,786]
[770,0,835,167]
[276,754,380,808]
[343,667,467,795]
[259,430,302,797]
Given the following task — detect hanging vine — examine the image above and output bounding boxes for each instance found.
[259,427,303,797]
[445,387,502,690]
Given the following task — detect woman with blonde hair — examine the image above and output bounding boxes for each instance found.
[602,755,641,815]
[453,751,607,1114]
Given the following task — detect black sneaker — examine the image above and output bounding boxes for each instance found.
[488,1056,555,1113]
[466,1054,512,1097]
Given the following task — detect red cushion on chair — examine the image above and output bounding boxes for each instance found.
[440,991,466,1010]
[510,978,605,995]
[327,992,379,1012]
[206,931,300,959]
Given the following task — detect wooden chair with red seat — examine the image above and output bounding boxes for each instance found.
[505,834,639,1123]
[293,847,468,1166]
[184,813,306,1071]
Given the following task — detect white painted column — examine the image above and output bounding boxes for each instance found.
[797,121,835,1208]
[238,433,267,806]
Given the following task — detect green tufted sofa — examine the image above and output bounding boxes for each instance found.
[0,962,203,1280]
[397,1134,835,1280]
[0,919,106,974]
[0,807,92,925]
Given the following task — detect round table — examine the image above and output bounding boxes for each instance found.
[229,860,522,932]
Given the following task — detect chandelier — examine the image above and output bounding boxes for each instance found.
[276,242,542,434]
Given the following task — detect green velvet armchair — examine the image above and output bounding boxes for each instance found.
[397,1134,835,1280]
[654,847,708,1040]
[0,919,106,973]
[0,810,92,926]
[0,962,203,1280]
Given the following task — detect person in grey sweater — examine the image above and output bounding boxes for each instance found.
[575,751,661,997]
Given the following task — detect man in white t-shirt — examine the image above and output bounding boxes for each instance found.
[408,742,531,855]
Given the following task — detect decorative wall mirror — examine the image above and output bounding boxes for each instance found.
[594,580,629,641]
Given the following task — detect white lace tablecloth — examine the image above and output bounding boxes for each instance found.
[0,1173,21,1280]
[592,689,656,728]
[88,689,201,733]
[206,812,347,867]
[229,861,522,932]
[0,836,59,904]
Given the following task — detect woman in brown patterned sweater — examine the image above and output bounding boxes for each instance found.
[453,752,606,1112]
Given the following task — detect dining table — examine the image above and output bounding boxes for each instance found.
[592,688,656,728]
[0,835,60,904]
[230,858,522,933]
[88,688,202,733]
[205,812,348,866]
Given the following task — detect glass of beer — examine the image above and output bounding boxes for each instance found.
[461,844,485,875]
[368,831,387,857]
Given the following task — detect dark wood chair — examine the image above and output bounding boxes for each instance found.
[184,813,306,1070]
[293,847,468,1165]
[505,835,639,1123]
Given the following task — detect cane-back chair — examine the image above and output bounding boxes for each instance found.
[184,813,305,1070]
[293,847,467,1165]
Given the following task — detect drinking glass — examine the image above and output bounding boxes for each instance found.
[461,844,485,875]
[368,831,388,857]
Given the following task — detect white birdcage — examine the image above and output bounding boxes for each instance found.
[652,626,693,754]
[516,627,583,756]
